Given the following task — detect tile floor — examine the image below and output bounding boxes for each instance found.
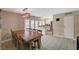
[1,34,76,50]
[41,35,76,50]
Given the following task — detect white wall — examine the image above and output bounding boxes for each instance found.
[17,15,24,30]
[53,14,64,37]
[1,10,24,38]
[53,11,79,40]
[64,14,74,39]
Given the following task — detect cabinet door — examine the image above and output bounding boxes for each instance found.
[64,15,74,39]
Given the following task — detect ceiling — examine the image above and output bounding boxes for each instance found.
[2,8,79,16]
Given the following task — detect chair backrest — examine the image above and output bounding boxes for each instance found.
[26,28,32,30]
[11,30,15,39]
[33,29,37,31]
[11,30,19,48]
[37,30,42,34]
[11,30,27,50]
[11,30,18,40]
[32,29,42,34]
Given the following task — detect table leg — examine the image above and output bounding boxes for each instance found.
[29,41,32,50]
[38,37,41,49]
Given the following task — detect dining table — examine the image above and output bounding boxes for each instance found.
[13,29,43,50]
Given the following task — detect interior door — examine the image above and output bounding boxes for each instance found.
[64,15,74,39]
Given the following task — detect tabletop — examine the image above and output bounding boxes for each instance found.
[14,29,42,42]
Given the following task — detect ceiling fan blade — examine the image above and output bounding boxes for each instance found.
[23,8,28,11]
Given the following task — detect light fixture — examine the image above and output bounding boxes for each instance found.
[23,8,28,11]
[22,8,31,19]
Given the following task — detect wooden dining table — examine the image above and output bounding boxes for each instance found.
[13,29,43,50]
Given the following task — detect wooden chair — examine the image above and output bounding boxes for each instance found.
[37,30,42,33]
[32,29,37,30]
[11,30,33,50]
[33,29,42,49]
[26,28,32,30]
[11,30,18,48]
[11,30,15,43]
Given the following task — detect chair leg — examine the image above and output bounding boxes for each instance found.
[37,39,41,49]
[29,41,33,50]
[34,41,37,47]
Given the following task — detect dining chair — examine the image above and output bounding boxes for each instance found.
[31,28,36,31]
[11,30,15,43]
[37,30,42,33]
[11,30,17,47]
[26,28,32,30]
[32,29,37,45]
[33,29,42,49]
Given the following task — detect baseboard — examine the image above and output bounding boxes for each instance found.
[53,34,64,38]
[53,34,76,40]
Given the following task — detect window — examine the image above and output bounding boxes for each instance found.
[24,19,30,29]
[25,19,40,29]
[35,20,38,29]
[31,20,34,29]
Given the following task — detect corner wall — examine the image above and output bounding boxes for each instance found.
[53,14,64,37]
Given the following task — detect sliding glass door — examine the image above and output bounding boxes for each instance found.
[31,20,34,29]
[24,19,30,29]
[25,19,43,29]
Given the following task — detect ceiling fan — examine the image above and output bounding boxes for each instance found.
[22,8,31,18]
[23,8,28,11]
